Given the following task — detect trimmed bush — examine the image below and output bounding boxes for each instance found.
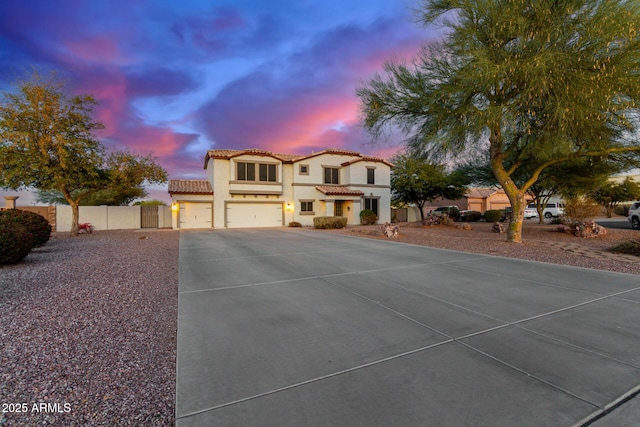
[448,207,461,221]
[483,210,503,222]
[0,223,33,265]
[313,216,348,229]
[609,240,640,257]
[614,205,631,217]
[359,209,378,225]
[462,211,482,222]
[288,221,302,227]
[0,209,51,247]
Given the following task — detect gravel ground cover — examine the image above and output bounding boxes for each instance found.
[325,220,640,275]
[0,229,179,426]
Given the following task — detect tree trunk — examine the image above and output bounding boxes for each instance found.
[61,188,80,236]
[70,201,79,237]
[489,127,524,243]
[537,206,545,224]
[505,192,526,243]
[416,201,426,221]
[606,204,614,218]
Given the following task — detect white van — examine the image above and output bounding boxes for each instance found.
[527,202,565,219]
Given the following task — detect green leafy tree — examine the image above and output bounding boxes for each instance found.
[358,0,640,242]
[391,152,468,221]
[37,187,145,206]
[0,71,167,235]
[592,178,640,217]
[458,155,627,223]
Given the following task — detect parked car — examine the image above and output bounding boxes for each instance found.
[628,201,640,230]
[524,206,539,219]
[431,206,460,218]
[527,202,564,219]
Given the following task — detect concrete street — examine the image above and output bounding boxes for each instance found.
[176,228,640,426]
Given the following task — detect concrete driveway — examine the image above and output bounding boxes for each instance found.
[176,228,640,426]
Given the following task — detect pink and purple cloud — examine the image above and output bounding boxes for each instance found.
[0,0,439,203]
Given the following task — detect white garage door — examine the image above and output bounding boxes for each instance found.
[179,202,212,229]
[226,203,283,228]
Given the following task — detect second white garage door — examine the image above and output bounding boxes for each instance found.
[226,203,283,228]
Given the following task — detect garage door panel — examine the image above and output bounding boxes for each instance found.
[227,203,282,228]
[180,202,212,229]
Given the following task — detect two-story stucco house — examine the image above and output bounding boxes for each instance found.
[168,148,392,229]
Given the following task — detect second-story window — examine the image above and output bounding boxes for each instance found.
[367,168,375,185]
[323,167,339,184]
[237,162,256,181]
[237,162,277,182]
[259,164,277,182]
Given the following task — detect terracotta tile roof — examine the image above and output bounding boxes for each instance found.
[204,147,393,168]
[341,156,394,168]
[275,153,305,162]
[206,149,245,159]
[466,188,500,198]
[315,186,365,196]
[204,148,304,167]
[168,179,213,195]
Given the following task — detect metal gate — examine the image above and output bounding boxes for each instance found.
[141,205,159,228]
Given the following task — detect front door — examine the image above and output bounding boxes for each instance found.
[334,200,343,216]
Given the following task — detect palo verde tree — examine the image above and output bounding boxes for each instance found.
[0,71,167,235]
[358,0,640,242]
[391,151,469,221]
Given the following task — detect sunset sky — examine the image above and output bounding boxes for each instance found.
[0,0,440,204]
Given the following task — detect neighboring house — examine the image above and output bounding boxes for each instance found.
[396,188,528,222]
[426,188,515,214]
[463,188,514,212]
[168,148,392,229]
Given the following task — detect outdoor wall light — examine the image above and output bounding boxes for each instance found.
[285,203,293,211]
[171,202,179,212]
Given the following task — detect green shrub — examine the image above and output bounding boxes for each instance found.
[313,216,348,229]
[563,197,600,222]
[609,240,640,257]
[448,207,461,221]
[359,209,378,225]
[0,209,51,247]
[483,210,502,222]
[614,205,631,217]
[463,211,482,222]
[0,223,33,265]
[288,221,302,227]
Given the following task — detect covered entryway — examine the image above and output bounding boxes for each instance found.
[226,202,283,228]
[179,202,212,229]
